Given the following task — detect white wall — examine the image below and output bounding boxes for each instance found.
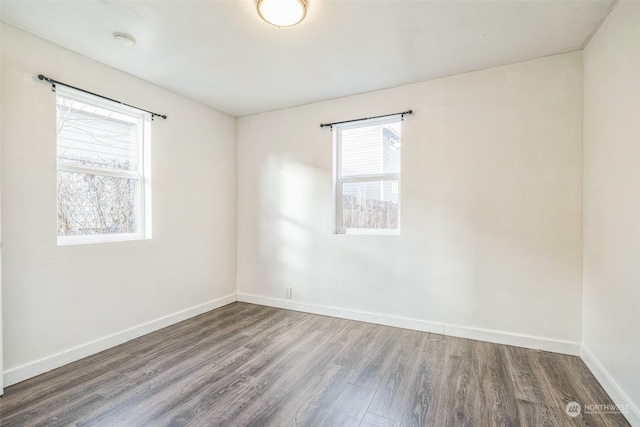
[237,52,584,354]
[582,1,640,424]
[0,24,237,385]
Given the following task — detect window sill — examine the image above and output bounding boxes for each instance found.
[337,228,400,236]
[57,233,148,246]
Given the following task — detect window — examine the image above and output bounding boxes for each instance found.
[56,87,151,245]
[334,116,401,234]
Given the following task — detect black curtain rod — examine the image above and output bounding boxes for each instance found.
[37,74,167,120]
[320,110,412,129]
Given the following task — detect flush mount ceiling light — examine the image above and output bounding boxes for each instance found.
[113,32,136,48]
[256,0,308,27]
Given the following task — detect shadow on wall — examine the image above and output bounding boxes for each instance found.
[255,154,444,315]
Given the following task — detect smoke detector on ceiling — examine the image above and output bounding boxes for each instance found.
[113,32,136,48]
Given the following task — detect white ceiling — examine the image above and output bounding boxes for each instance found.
[0,0,614,117]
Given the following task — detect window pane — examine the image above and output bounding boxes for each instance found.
[342,180,399,229]
[57,171,139,236]
[341,123,401,176]
[57,95,140,172]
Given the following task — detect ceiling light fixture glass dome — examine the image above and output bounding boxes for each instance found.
[256,0,308,27]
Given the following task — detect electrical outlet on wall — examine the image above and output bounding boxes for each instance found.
[285,287,292,299]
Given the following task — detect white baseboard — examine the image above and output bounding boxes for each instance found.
[444,324,581,356]
[3,293,237,387]
[581,346,640,427]
[236,293,580,355]
[237,293,444,334]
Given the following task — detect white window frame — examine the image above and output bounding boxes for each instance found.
[56,86,152,246]
[333,115,401,235]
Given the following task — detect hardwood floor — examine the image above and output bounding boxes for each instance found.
[0,302,630,427]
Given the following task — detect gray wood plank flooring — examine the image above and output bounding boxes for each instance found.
[0,302,631,426]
